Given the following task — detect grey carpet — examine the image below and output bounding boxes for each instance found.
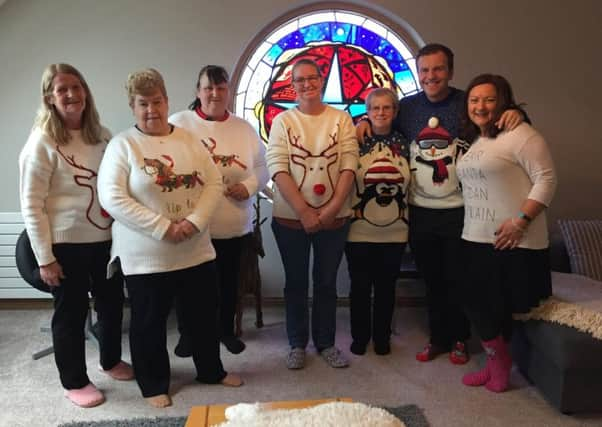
[56,404,428,427]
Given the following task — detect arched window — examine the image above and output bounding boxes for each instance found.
[231,3,422,144]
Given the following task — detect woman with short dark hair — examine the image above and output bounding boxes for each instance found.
[170,65,268,357]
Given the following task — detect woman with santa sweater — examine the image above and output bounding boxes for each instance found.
[19,63,133,408]
[170,65,268,357]
[98,68,242,408]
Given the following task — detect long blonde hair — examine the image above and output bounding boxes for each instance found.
[33,63,103,145]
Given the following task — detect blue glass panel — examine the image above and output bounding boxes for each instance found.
[265,44,283,66]
[300,22,330,43]
[331,23,351,42]
[349,103,367,117]
[354,27,380,54]
[277,31,306,49]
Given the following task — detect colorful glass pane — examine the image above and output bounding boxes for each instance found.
[235,9,419,143]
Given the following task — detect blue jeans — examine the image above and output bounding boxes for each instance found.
[271,219,349,350]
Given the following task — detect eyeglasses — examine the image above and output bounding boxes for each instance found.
[292,75,321,85]
[368,105,394,113]
[417,139,450,149]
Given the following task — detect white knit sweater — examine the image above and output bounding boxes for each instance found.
[266,106,358,219]
[169,110,269,238]
[19,127,113,266]
[97,126,223,275]
[457,123,557,249]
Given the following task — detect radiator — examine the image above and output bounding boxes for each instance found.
[0,212,49,299]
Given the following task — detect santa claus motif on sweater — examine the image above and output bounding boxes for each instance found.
[410,117,466,201]
[56,145,112,230]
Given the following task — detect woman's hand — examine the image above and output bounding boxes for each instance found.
[164,220,199,243]
[495,109,523,131]
[177,219,199,239]
[298,206,321,234]
[355,120,372,143]
[225,183,250,201]
[40,261,65,287]
[317,203,339,229]
[494,218,526,250]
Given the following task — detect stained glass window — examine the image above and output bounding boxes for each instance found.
[233,8,420,144]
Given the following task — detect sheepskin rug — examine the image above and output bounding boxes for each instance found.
[217,401,405,427]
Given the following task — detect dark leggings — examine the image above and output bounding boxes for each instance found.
[51,241,125,389]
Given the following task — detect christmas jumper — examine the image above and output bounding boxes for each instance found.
[97,126,223,275]
[169,109,269,238]
[347,131,411,243]
[19,127,113,266]
[266,105,358,219]
[408,124,469,209]
[457,123,556,249]
[394,88,467,210]
[394,87,464,142]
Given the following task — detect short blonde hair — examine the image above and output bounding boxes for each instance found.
[34,63,103,146]
[366,87,399,113]
[125,68,167,107]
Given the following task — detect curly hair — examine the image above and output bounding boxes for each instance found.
[125,68,167,107]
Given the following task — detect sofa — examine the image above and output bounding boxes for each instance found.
[512,221,602,414]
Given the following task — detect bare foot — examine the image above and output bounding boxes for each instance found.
[221,373,243,387]
[146,394,172,408]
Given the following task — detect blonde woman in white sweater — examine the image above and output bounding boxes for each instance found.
[170,65,269,357]
[98,69,242,408]
[19,64,133,408]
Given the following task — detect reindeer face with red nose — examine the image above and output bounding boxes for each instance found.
[288,127,339,208]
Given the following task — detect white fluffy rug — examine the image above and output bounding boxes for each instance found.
[217,401,405,427]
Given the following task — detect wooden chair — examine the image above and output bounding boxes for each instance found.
[234,195,266,337]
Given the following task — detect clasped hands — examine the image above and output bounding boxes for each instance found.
[299,203,338,233]
[225,183,249,201]
[164,218,199,243]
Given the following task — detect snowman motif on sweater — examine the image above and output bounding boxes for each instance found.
[409,117,468,208]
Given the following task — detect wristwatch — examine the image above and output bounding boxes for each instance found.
[518,212,533,222]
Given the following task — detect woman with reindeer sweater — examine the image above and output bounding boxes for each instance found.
[19,63,133,408]
[266,59,358,370]
[169,65,269,357]
[98,69,242,409]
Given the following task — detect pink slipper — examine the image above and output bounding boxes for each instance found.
[64,383,105,408]
[99,361,134,381]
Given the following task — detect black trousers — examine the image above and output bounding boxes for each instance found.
[345,242,405,345]
[125,261,225,398]
[51,241,125,390]
[176,235,245,339]
[409,205,470,348]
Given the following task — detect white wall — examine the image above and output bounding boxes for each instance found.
[2,0,601,296]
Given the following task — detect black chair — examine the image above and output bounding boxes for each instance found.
[15,229,98,360]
